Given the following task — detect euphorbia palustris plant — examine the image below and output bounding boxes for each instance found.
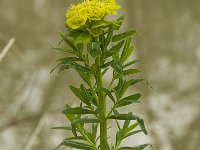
[51,0,151,149]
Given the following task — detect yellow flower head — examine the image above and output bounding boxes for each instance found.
[66,0,121,29]
[104,0,121,14]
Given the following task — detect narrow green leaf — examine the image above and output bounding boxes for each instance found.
[102,88,115,103]
[62,107,95,115]
[71,123,78,137]
[137,118,148,135]
[60,61,91,73]
[101,60,114,68]
[115,129,125,148]
[62,140,95,150]
[78,72,92,86]
[52,47,75,54]
[116,93,141,108]
[92,124,98,140]
[120,46,135,63]
[103,141,111,150]
[112,15,124,30]
[108,114,137,120]
[123,59,141,68]
[57,57,82,62]
[112,108,119,117]
[59,32,78,51]
[126,123,139,133]
[87,42,101,58]
[118,79,133,99]
[50,63,62,74]
[105,40,125,58]
[51,126,73,130]
[123,112,132,130]
[111,60,123,74]
[70,86,89,105]
[131,78,145,85]
[65,104,76,122]
[112,29,136,42]
[105,27,114,48]
[86,132,96,145]
[102,68,109,76]
[123,69,140,76]
[73,118,100,124]
[114,69,140,79]
[117,144,149,150]
[66,136,86,141]
[124,130,143,139]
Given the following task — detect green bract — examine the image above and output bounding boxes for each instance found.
[51,0,151,150]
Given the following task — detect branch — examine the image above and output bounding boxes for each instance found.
[24,113,48,150]
[0,38,15,62]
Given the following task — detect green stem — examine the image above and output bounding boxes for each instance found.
[95,55,107,150]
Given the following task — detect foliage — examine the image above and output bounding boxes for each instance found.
[51,0,151,150]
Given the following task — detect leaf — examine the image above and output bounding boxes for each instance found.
[102,68,109,76]
[114,69,140,79]
[133,144,150,150]
[105,27,114,48]
[52,47,75,54]
[112,108,119,117]
[115,93,141,108]
[101,60,114,69]
[92,124,98,140]
[69,30,92,44]
[91,20,110,29]
[102,88,115,104]
[123,59,141,68]
[105,40,125,58]
[117,144,150,150]
[50,63,62,74]
[120,46,135,63]
[57,57,82,62]
[116,79,133,99]
[87,42,101,58]
[131,78,145,85]
[123,112,132,130]
[89,27,104,37]
[65,104,76,122]
[73,118,100,124]
[111,60,123,74]
[115,129,125,147]
[71,123,78,137]
[70,86,89,105]
[66,136,86,141]
[60,61,91,73]
[61,140,95,150]
[112,29,136,42]
[59,32,78,51]
[108,114,138,120]
[86,132,96,145]
[80,84,94,105]
[51,126,73,130]
[137,118,148,135]
[112,15,124,30]
[78,72,92,86]
[124,130,143,139]
[62,107,95,115]
[126,123,139,133]
[103,141,111,150]
[123,69,140,76]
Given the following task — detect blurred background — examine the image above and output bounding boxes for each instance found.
[0,0,200,150]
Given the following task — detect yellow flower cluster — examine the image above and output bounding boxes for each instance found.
[66,0,121,29]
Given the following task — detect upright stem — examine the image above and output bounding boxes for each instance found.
[95,55,107,150]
